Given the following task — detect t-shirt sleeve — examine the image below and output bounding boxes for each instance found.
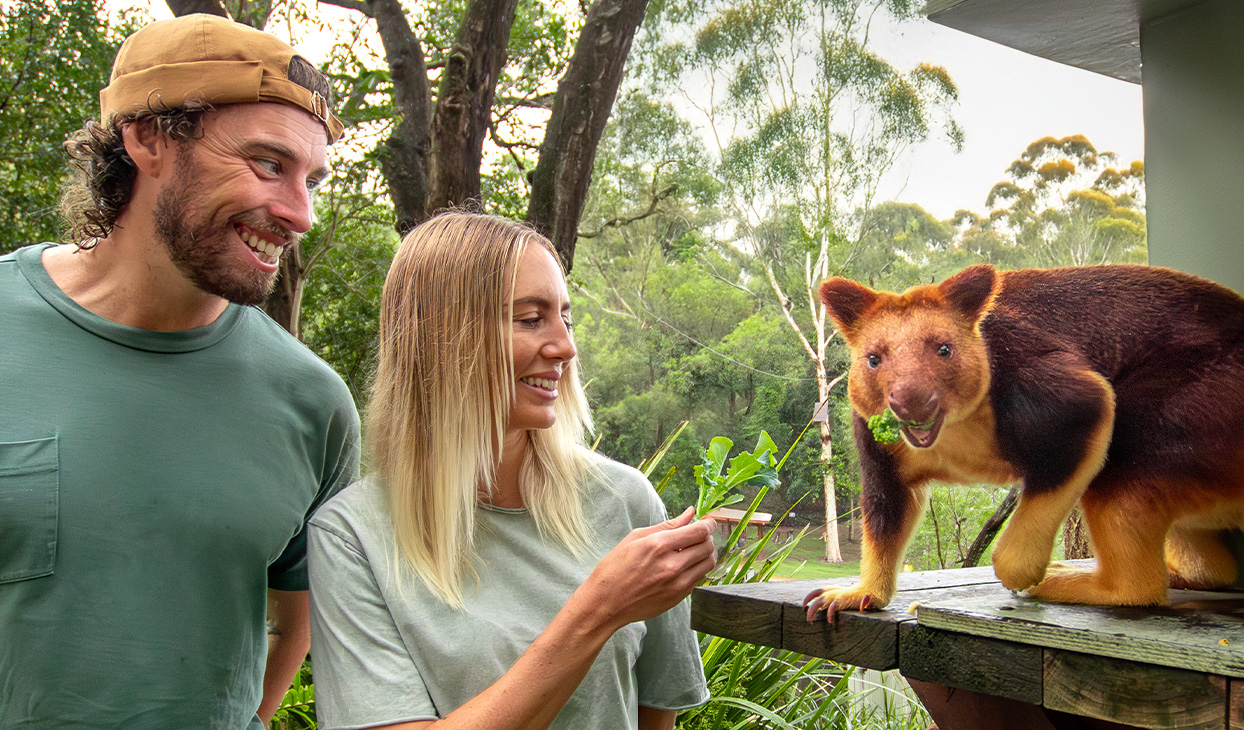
[634,483,710,710]
[308,518,438,729]
[268,395,362,591]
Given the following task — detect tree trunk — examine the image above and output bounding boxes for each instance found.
[819,420,842,562]
[426,0,520,212]
[1062,507,1094,559]
[525,0,651,270]
[263,244,304,336]
[365,0,435,235]
[961,486,1019,568]
[224,0,271,27]
[165,0,230,18]
[166,0,271,27]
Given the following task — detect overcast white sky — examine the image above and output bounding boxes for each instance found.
[875,16,1145,219]
[111,2,1146,221]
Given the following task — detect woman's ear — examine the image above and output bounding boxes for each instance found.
[121,120,171,179]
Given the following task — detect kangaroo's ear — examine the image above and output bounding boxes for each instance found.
[940,264,997,323]
[820,277,879,338]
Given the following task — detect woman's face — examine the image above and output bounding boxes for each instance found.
[507,245,576,434]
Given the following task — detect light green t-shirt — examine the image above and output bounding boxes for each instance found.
[308,456,709,730]
[0,244,361,729]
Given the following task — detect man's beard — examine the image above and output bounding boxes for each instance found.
[153,153,293,307]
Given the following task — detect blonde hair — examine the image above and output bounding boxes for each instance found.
[367,212,595,608]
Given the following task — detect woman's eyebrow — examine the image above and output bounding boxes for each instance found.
[512,296,572,313]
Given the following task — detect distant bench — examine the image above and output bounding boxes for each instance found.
[691,561,1244,730]
[704,507,772,542]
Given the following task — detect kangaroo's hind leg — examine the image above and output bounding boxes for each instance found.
[1028,485,1171,606]
[1166,524,1239,590]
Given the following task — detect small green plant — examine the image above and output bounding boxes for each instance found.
[269,660,316,730]
[674,431,930,729]
[692,431,780,519]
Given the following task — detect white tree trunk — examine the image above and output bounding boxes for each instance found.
[820,419,842,562]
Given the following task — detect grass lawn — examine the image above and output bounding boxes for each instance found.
[770,528,863,580]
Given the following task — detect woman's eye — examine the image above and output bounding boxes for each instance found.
[866,354,881,369]
[562,317,575,331]
[517,317,541,328]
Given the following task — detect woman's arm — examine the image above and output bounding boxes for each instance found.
[257,589,310,724]
[317,507,715,730]
[637,706,677,730]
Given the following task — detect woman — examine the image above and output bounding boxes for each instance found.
[308,212,717,730]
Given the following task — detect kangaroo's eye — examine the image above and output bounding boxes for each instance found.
[937,344,952,358]
[866,354,881,369]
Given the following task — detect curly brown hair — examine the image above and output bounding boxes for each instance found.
[59,101,210,247]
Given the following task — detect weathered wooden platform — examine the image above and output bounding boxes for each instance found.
[691,563,1244,729]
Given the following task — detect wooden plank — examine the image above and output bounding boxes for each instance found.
[780,583,1018,670]
[1044,648,1228,730]
[781,603,906,670]
[690,562,1095,620]
[1230,679,1244,730]
[692,561,1095,670]
[899,622,1044,704]
[917,590,1244,678]
[690,581,784,648]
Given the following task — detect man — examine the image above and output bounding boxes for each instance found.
[0,14,360,728]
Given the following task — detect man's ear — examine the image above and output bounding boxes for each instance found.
[121,120,172,178]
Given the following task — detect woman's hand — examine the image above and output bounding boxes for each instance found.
[572,507,717,632]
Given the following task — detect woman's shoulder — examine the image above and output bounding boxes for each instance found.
[310,474,389,543]
[581,451,667,522]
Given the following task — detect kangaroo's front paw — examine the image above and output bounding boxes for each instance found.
[802,585,890,623]
[992,535,1053,591]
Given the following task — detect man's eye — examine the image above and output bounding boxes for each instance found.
[255,159,280,175]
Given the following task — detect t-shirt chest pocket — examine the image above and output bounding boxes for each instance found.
[0,437,58,583]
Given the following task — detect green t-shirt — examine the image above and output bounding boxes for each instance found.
[0,244,361,729]
[308,455,709,730]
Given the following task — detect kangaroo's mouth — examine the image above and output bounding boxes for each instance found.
[901,412,945,448]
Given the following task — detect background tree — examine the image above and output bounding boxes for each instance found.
[634,0,962,560]
[571,92,826,517]
[310,0,644,267]
[961,134,1146,268]
[0,0,128,254]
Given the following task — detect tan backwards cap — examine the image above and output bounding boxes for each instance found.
[99,13,344,143]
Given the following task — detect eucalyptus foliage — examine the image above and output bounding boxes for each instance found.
[956,134,1147,268]
[0,0,132,253]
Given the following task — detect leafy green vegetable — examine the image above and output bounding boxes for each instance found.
[867,408,903,444]
[693,434,780,518]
